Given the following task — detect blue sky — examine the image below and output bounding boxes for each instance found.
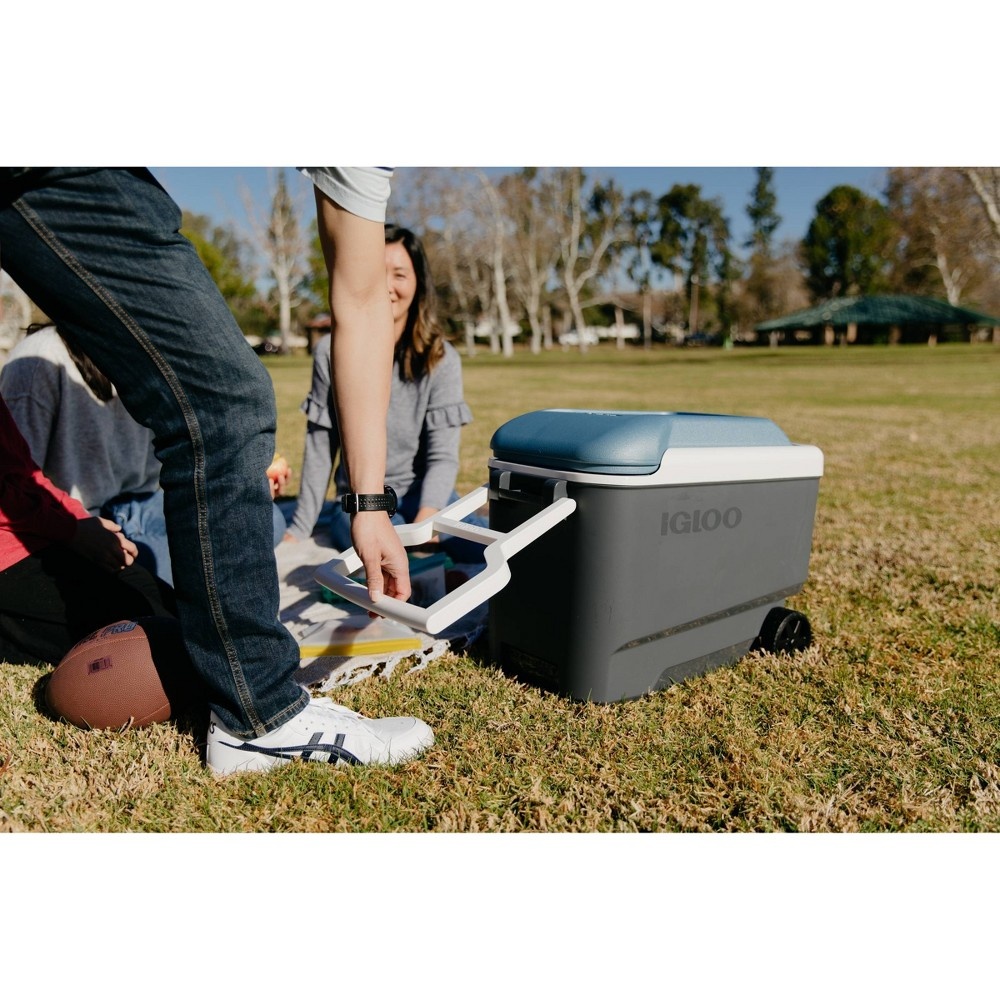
[150,166,888,251]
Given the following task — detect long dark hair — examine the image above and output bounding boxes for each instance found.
[26,323,114,402]
[385,224,445,382]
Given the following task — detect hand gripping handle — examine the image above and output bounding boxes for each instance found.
[314,485,576,635]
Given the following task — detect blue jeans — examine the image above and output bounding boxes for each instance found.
[102,490,288,588]
[102,490,174,586]
[0,168,306,737]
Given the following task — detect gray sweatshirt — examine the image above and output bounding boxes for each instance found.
[288,333,472,538]
[0,326,160,513]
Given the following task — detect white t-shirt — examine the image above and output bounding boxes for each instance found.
[298,167,393,222]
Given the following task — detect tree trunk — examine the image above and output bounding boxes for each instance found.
[494,246,515,359]
[566,284,587,354]
[477,170,515,358]
[643,290,652,350]
[687,275,700,337]
[963,168,1000,251]
[276,267,292,354]
[527,312,542,354]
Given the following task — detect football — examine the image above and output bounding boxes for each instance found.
[45,617,198,730]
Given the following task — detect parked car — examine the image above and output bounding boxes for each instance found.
[558,328,600,347]
[683,331,721,347]
[251,337,282,355]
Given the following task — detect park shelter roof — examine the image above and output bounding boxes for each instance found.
[755,295,1000,332]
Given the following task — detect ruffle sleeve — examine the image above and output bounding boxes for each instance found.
[424,400,472,430]
[300,392,336,430]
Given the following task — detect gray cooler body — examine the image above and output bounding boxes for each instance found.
[486,409,824,702]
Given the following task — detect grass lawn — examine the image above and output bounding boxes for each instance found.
[1,343,998,833]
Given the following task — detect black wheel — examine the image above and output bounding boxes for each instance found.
[753,607,812,655]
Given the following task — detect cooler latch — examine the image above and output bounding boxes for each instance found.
[489,469,568,505]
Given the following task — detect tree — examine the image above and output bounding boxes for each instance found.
[885,167,994,305]
[181,212,257,301]
[654,184,731,335]
[958,167,1000,321]
[713,237,739,338]
[475,170,518,358]
[300,218,330,311]
[961,168,1000,264]
[801,185,894,301]
[501,168,562,354]
[745,167,781,256]
[740,168,784,326]
[180,211,266,339]
[623,189,658,349]
[242,169,309,354]
[555,169,629,353]
[392,168,492,355]
[731,235,811,336]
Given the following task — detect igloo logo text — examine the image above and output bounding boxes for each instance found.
[661,507,743,535]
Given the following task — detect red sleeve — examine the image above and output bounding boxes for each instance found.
[1,396,89,569]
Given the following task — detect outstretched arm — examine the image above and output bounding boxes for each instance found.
[314,190,410,604]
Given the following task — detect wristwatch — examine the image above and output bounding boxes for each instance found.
[341,486,398,515]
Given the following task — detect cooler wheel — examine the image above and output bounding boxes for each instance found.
[754,608,812,655]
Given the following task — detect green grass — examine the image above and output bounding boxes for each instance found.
[2,343,998,832]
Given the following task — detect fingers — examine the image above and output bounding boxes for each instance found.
[267,455,291,497]
[116,534,138,563]
[350,513,411,605]
[95,517,136,564]
[70,517,136,572]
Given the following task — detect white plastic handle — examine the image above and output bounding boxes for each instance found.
[314,485,577,634]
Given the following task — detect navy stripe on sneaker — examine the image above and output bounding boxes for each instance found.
[301,731,323,761]
[218,736,363,766]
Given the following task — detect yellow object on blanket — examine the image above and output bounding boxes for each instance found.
[296,615,424,658]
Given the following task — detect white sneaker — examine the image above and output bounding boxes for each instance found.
[206,699,434,775]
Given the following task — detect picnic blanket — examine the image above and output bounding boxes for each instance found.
[274,501,487,692]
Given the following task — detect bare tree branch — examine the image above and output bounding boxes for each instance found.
[240,169,309,353]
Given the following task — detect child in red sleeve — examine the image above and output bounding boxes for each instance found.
[0,398,175,665]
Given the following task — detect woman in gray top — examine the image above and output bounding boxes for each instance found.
[285,224,485,565]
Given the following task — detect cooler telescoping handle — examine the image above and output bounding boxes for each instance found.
[314,485,577,635]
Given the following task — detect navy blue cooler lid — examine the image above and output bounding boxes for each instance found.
[490,409,792,475]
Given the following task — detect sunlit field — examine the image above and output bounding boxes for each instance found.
[2,343,998,832]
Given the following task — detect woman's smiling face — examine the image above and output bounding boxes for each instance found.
[385,240,417,340]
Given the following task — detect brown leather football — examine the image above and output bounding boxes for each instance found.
[45,617,197,730]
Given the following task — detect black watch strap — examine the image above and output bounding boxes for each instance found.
[341,486,398,515]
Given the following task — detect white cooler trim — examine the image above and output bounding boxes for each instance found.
[488,443,824,487]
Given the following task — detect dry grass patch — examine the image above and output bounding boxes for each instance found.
[1,344,998,833]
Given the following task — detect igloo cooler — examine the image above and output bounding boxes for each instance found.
[315,409,824,702]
